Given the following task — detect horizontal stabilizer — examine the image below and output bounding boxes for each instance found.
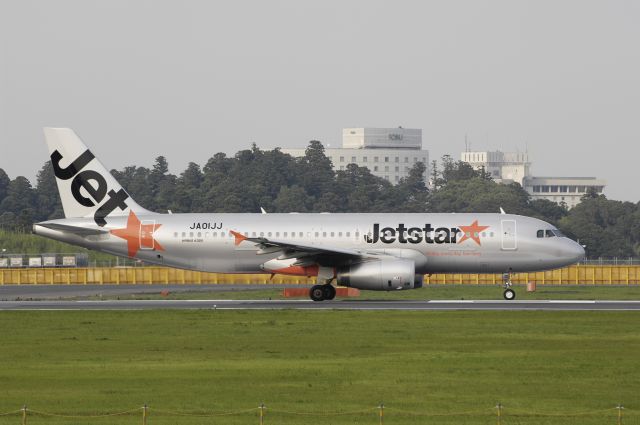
[35,222,108,237]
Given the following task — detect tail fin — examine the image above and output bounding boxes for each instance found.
[43,127,151,226]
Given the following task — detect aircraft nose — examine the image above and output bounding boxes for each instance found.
[566,240,585,264]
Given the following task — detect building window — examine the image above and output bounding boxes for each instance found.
[339,156,344,162]
[569,186,577,192]
[533,186,541,193]
[560,186,568,193]
[385,166,389,172]
[578,186,586,193]
[351,156,356,163]
[550,186,558,192]
[413,157,417,162]
[404,157,409,163]
[395,166,399,172]
[385,157,389,162]
[374,156,379,162]
[541,186,550,193]
[395,157,399,163]
[374,166,378,171]
[363,156,367,162]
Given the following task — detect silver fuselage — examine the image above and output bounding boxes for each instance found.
[34,212,585,275]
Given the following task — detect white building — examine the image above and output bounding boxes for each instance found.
[460,150,605,208]
[282,127,429,184]
[460,151,530,185]
[522,177,606,208]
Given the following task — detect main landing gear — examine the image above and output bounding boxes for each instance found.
[309,284,336,302]
[502,272,516,300]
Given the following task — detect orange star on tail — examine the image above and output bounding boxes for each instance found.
[110,211,165,257]
[458,220,490,246]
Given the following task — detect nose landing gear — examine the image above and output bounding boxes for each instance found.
[502,272,516,300]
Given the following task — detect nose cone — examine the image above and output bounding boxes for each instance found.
[565,240,585,264]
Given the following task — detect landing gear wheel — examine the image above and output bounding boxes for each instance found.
[310,285,325,302]
[322,284,336,300]
[503,289,516,300]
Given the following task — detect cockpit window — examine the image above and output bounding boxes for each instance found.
[552,229,565,237]
[545,229,556,238]
[537,230,544,238]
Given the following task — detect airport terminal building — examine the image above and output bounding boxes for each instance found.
[282,127,430,185]
[461,150,606,208]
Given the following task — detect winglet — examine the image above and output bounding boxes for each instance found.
[260,207,267,214]
[500,207,506,215]
[230,230,248,246]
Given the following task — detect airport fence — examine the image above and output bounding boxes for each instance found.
[0,403,638,424]
[1,264,640,285]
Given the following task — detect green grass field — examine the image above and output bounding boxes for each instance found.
[1,310,640,424]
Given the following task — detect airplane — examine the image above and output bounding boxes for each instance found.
[33,128,585,301]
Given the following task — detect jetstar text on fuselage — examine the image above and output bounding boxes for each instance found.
[365,223,488,245]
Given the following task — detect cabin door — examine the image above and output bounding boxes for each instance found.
[501,220,517,250]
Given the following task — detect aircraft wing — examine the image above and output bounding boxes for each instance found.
[230,230,388,266]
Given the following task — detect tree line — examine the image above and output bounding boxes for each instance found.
[0,141,638,258]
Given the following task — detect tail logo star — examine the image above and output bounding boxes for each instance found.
[110,211,165,257]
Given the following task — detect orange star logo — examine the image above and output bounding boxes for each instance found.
[110,211,165,257]
[458,220,490,246]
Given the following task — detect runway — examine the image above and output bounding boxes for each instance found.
[1,299,640,310]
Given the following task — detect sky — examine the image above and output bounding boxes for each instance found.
[1,0,639,201]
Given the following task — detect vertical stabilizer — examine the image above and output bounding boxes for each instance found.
[43,127,151,226]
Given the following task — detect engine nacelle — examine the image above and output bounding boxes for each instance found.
[336,259,421,291]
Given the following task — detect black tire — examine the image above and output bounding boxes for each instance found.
[310,285,325,302]
[322,284,336,300]
[503,289,516,300]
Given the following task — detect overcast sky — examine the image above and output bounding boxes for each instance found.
[1,0,638,201]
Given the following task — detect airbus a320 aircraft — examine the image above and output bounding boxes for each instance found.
[34,128,585,301]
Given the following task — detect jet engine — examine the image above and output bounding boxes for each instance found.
[336,259,423,291]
